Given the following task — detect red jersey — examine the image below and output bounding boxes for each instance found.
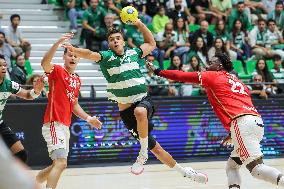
[158,70,260,131]
[44,65,81,126]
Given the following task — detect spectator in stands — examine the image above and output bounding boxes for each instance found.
[145,54,170,96]
[146,0,165,18]
[152,5,170,34]
[213,19,237,60]
[253,58,278,94]
[230,19,251,66]
[127,25,144,48]
[26,74,47,97]
[250,18,268,58]
[0,31,16,71]
[102,0,121,17]
[64,0,88,33]
[190,0,221,23]
[82,0,106,51]
[262,0,278,13]
[271,54,284,92]
[245,0,267,23]
[265,19,284,59]
[100,13,122,50]
[167,0,195,24]
[187,55,202,71]
[228,1,251,31]
[208,37,231,60]
[190,20,214,49]
[156,23,177,68]
[10,54,27,85]
[5,14,31,60]
[248,74,269,99]
[188,36,208,68]
[167,55,183,96]
[173,17,190,64]
[211,0,232,21]
[126,0,152,24]
[267,1,284,31]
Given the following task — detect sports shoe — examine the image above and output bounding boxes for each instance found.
[184,167,208,184]
[131,151,148,175]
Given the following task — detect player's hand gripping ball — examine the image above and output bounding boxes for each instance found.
[120,6,138,25]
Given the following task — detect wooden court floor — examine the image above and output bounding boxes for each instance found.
[34,158,284,189]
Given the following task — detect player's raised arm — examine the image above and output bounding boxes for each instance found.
[72,99,102,129]
[63,44,102,63]
[134,19,156,58]
[16,77,44,100]
[146,61,200,84]
[41,33,73,73]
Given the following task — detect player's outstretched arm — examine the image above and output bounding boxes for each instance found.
[41,33,73,73]
[134,19,156,58]
[16,77,45,100]
[73,100,102,129]
[63,44,102,63]
[146,61,200,84]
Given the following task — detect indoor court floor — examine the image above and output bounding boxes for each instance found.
[34,158,284,189]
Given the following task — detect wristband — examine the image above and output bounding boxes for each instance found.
[30,89,40,99]
[86,116,92,123]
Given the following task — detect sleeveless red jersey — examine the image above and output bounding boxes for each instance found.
[158,70,260,131]
[43,65,81,126]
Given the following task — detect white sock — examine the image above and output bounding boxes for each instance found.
[45,187,52,189]
[139,136,148,153]
[173,163,186,176]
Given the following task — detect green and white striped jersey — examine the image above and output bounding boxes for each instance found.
[0,78,21,121]
[98,48,147,104]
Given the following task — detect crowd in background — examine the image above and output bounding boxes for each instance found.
[0,0,284,99]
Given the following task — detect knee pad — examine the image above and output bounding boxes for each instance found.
[226,158,241,188]
[15,149,28,163]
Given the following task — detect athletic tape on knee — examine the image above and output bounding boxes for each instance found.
[226,158,241,187]
[251,163,283,185]
[15,150,28,163]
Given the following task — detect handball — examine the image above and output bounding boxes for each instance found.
[120,6,138,25]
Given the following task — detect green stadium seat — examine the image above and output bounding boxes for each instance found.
[189,24,200,32]
[233,60,251,79]
[163,60,171,70]
[246,60,257,75]
[24,60,33,77]
[208,25,215,32]
[266,60,274,70]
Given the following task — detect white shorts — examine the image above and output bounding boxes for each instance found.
[230,115,264,165]
[42,122,70,160]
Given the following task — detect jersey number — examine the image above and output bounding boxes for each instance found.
[228,79,248,95]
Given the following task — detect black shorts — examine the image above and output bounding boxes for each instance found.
[0,121,19,148]
[119,96,157,150]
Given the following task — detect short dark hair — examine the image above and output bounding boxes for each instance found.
[267,19,276,25]
[237,1,245,5]
[215,53,233,72]
[257,18,266,24]
[64,44,79,54]
[276,0,283,6]
[10,14,21,22]
[107,27,124,39]
[0,54,5,61]
[16,54,24,61]
[0,31,5,38]
[273,54,282,61]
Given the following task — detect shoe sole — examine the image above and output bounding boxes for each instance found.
[131,167,144,175]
